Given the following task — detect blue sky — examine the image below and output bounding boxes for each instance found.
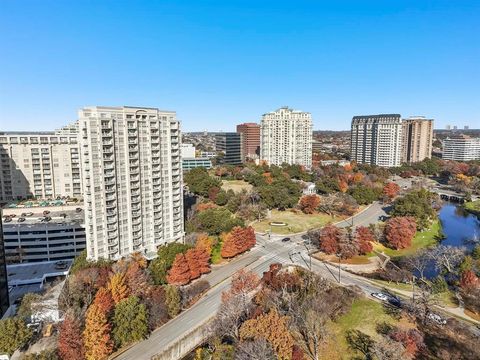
[0,0,479,131]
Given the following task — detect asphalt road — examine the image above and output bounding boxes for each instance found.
[115,177,478,360]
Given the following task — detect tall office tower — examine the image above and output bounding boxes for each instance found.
[79,106,184,261]
[401,116,434,163]
[0,211,9,317]
[215,132,243,165]
[443,134,480,161]
[351,114,402,167]
[0,125,82,201]
[260,106,312,167]
[236,123,260,159]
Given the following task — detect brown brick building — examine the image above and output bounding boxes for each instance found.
[236,122,260,159]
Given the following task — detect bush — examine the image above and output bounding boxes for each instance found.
[180,280,210,308]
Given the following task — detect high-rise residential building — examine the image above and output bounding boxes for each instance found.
[215,132,243,165]
[351,114,402,167]
[443,134,480,161]
[79,106,184,261]
[260,107,312,167]
[0,212,9,318]
[401,116,434,163]
[236,123,260,159]
[0,125,82,201]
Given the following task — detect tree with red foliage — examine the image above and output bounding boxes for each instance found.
[460,270,479,289]
[196,202,217,212]
[319,224,342,254]
[222,269,260,302]
[384,217,417,250]
[338,180,348,193]
[184,248,211,280]
[298,194,321,214]
[167,253,191,285]
[58,313,85,360]
[354,226,374,254]
[261,263,301,291]
[383,182,400,202]
[390,328,424,358]
[221,226,256,258]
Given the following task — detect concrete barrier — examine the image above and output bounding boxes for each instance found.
[151,316,214,360]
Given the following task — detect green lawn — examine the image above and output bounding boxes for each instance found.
[210,240,223,264]
[252,209,344,234]
[464,200,480,217]
[372,219,442,258]
[324,299,402,357]
[221,180,253,193]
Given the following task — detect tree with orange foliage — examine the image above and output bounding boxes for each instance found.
[319,224,342,254]
[338,179,348,193]
[83,303,113,360]
[196,202,218,212]
[195,233,214,255]
[221,226,256,258]
[460,270,479,289]
[383,182,401,202]
[263,172,273,184]
[354,226,374,254]
[352,172,364,184]
[221,269,260,302]
[240,309,294,360]
[390,328,424,358]
[93,287,114,315]
[384,217,416,249]
[58,313,85,360]
[167,253,191,285]
[298,194,321,214]
[108,273,130,304]
[130,252,147,269]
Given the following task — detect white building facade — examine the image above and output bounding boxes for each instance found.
[79,106,184,261]
[351,114,403,167]
[260,107,312,167]
[0,126,82,201]
[443,135,480,161]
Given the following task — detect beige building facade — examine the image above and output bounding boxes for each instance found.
[401,116,433,163]
[0,126,82,201]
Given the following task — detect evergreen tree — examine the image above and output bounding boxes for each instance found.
[112,296,149,348]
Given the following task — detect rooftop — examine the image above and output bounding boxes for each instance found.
[7,260,72,286]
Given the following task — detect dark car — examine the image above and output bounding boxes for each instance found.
[43,210,51,215]
[281,237,291,242]
[3,217,12,223]
[18,217,26,223]
[76,208,82,212]
[387,296,402,307]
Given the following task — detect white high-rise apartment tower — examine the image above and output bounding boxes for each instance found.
[79,106,184,261]
[260,107,312,167]
[351,114,403,167]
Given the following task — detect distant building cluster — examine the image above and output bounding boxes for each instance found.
[442,134,480,161]
[351,115,433,167]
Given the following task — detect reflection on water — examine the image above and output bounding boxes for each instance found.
[439,204,480,250]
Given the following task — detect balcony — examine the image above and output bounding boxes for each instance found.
[108,247,118,255]
[108,231,118,240]
[105,179,115,186]
[106,200,117,209]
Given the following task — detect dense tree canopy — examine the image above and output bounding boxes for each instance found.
[193,207,244,235]
[148,243,192,285]
[184,167,222,197]
[391,189,437,230]
[0,317,33,356]
[112,296,149,348]
[384,216,417,249]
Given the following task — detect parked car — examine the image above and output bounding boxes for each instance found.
[387,296,402,307]
[371,292,389,302]
[55,261,68,270]
[281,237,291,242]
[43,210,50,215]
[26,212,34,216]
[3,217,12,223]
[427,312,447,325]
[76,208,82,212]
[17,217,26,223]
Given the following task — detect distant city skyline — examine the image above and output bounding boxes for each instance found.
[1,1,479,131]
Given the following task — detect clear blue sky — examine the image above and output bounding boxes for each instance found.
[1,0,479,131]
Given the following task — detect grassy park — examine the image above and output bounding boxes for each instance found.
[372,219,443,258]
[464,200,480,217]
[252,209,345,235]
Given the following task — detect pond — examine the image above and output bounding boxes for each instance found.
[438,203,480,250]
[422,203,480,279]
